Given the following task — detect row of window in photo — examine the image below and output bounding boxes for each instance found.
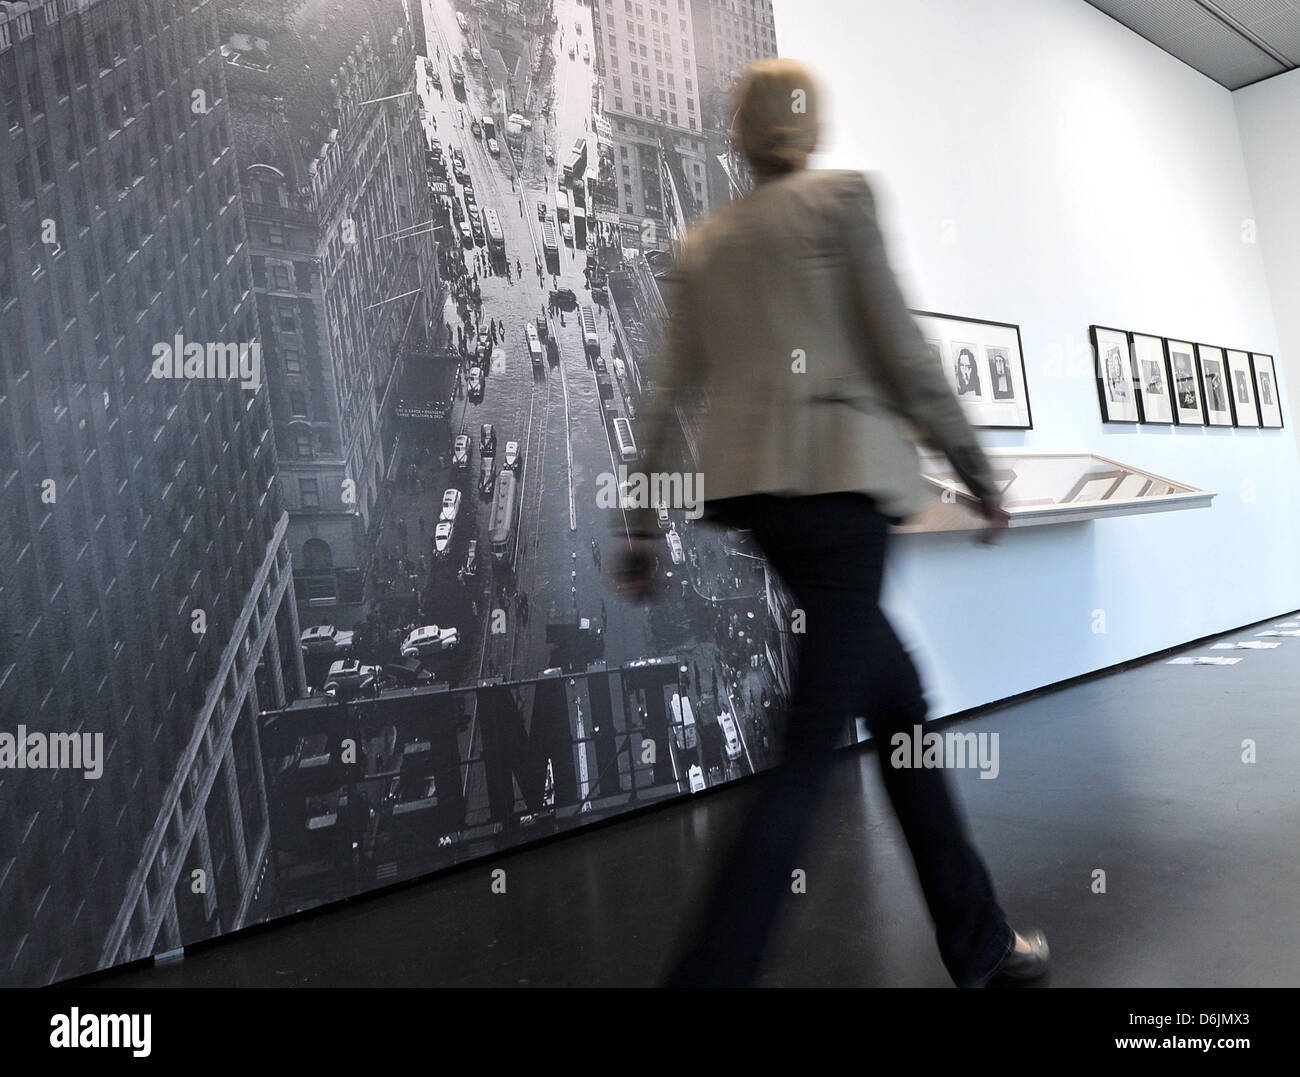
[1,126,236,316]
[0,2,220,131]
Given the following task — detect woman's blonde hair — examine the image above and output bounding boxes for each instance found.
[732,58,820,176]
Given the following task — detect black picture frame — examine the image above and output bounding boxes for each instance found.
[1128,330,1174,425]
[912,310,1033,429]
[1251,353,1284,429]
[1091,325,1139,423]
[1165,337,1204,425]
[1224,349,1261,428]
[1195,343,1234,427]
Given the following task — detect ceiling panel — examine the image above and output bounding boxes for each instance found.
[1085,0,1300,88]
[1213,0,1297,26]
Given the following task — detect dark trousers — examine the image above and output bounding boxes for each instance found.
[665,492,1013,987]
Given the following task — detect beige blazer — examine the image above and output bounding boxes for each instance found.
[628,168,997,535]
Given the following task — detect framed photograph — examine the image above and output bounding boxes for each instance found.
[1129,332,1173,424]
[1196,344,1233,426]
[1165,338,1203,425]
[1225,349,1260,427]
[949,341,985,401]
[914,311,1031,428]
[1251,353,1283,428]
[1091,325,1138,422]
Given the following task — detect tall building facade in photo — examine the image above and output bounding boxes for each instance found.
[218,0,438,623]
[691,0,777,207]
[690,0,777,132]
[591,0,777,243]
[0,0,304,986]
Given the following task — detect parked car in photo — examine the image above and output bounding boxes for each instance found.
[537,199,548,219]
[385,658,434,686]
[464,186,476,208]
[433,520,454,556]
[471,118,482,137]
[458,220,473,246]
[463,539,479,577]
[401,624,460,657]
[717,709,743,761]
[480,422,496,454]
[440,488,462,522]
[503,440,520,470]
[561,221,574,243]
[549,287,578,310]
[323,659,380,698]
[487,137,500,156]
[453,434,471,468]
[544,143,554,163]
[656,503,671,530]
[478,455,495,494]
[666,527,684,565]
[300,624,355,655]
[470,46,482,64]
[430,69,442,90]
[467,366,485,397]
[568,45,575,59]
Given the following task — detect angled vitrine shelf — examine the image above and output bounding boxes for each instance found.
[896,451,1215,533]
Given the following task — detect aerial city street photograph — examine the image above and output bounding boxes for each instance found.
[0,0,787,986]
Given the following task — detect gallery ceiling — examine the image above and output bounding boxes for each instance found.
[1084,0,1300,89]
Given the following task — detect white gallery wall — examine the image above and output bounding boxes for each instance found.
[771,0,1300,716]
[1234,68,1300,465]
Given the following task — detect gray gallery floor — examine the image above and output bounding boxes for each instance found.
[90,612,1300,988]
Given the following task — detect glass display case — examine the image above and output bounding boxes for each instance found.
[896,451,1215,532]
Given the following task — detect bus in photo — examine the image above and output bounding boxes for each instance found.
[670,693,697,750]
[563,138,587,180]
[541,219,558,256]
[488,469,518,561]
[580,305,599,357]
[526,322,544,368]
[483,208,505,255]
[449,54,465,95]
[611,416,637,462]
[482,116,496,141]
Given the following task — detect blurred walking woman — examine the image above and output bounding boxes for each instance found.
[613,59,1048,988]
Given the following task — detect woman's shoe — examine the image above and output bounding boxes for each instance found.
[987,928,1050,985]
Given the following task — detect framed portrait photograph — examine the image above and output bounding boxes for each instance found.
[949,341,985,401]
[1225,349,1260,427]
[1129,332,1173,424]
[1251,353,1283,428]
[1091,325,1139,422]
[1165,338,1203,425]
[914,312,1031,428]
[1196,344,1233,426]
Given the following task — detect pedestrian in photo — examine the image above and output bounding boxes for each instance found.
[611,58,1040,990]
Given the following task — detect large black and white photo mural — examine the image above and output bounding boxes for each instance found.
[0,0,790,985]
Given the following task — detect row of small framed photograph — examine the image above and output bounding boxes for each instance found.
[1091,326,1283,428]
